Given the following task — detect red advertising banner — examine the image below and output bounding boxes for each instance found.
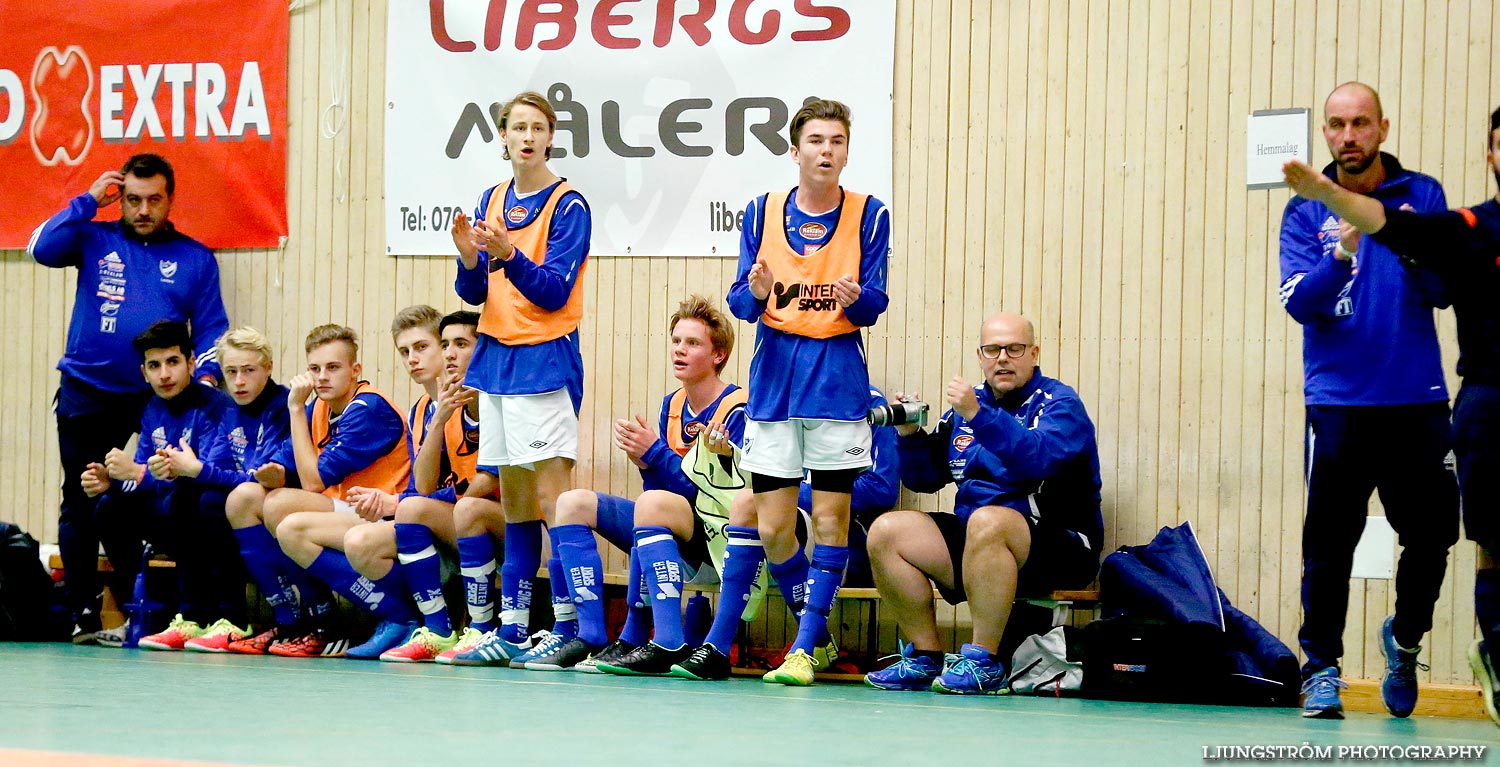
[0,0,288,249]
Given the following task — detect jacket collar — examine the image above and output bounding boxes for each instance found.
[1319,152,1412,200]
[981,367,1044,411]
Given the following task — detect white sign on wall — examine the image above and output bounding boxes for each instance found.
[1246,108,1311,190]
[385,0,896,257]
[1351,515,1396,580]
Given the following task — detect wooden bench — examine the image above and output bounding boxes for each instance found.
[47,553,176,573]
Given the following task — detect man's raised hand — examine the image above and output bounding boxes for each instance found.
[748,257,774,301]
[89,171,125,207]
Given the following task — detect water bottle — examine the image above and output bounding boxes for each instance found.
[684,593,712,648]
[122,545,161,648]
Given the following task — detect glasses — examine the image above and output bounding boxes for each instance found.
[978,343,1030,360]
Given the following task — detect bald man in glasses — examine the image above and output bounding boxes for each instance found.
[863,312,1103,695]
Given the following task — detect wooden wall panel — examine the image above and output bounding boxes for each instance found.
[1,0,1496,684]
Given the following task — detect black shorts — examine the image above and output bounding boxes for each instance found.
[682,514,712,575]
[1455,383,1500,551]
[927,510,1099,606]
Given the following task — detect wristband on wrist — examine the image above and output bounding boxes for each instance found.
[1335,242,1356,259]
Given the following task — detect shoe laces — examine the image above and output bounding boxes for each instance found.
[164,614,197,633]
[943,652,998,680]
[1389,654,1430,684]
[882,656,929,678]
[784,650,815,672]
[407,627,440,650]
[943,652,974,676]
[199,619,242,638]
[453,627,483,651]
[531,632,566,653]
[1301,674,1349,695]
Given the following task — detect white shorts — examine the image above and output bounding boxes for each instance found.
[477,389,579,468]
[740,418,873,479]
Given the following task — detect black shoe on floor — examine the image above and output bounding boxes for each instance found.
[573,638,637,674]
[670,644,732,681]
[597,641,692,676]
[524,637,599,671]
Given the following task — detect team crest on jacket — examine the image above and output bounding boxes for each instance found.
[507,205,527,224]
[159,260,178,280]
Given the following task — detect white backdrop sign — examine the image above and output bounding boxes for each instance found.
[385,0,896,257]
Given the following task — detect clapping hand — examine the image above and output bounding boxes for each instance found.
[614,414,657,468]
[946,376,980,421]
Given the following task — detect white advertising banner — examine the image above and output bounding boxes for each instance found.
[385,0,895,257]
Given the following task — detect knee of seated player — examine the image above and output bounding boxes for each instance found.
[342,520,383,557]
[275,511,320,560]
[867,510,927,558]
[225,481,267,528]
[344,521,394,569]
[454,495,503,536]
[728,488,757,527]
[966,506,1031,560]
[554,488,598,527]
[261,488,306,533]
[633,490,691,531]
[394,494,440,526]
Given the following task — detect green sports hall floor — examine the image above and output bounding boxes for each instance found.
[1,644,1495,767]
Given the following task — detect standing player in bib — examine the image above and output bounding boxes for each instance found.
[726,98,891,686]
[452,91,591,660]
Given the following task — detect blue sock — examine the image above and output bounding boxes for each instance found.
[305,548,419,623]
[547,553,577,640]
[370,568,419,623]
[282,555,337,622]
[457,534,497,634]
[500,521,543,643]
[1478,568,1500,651]
[233,525,299,626]
[554,523,605,646]
[768,549,810,616]
[396,523,451,635]
[704,526,765,654]
[618,546,652,647]
[790,545,848,654]
[635,526,685,650]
